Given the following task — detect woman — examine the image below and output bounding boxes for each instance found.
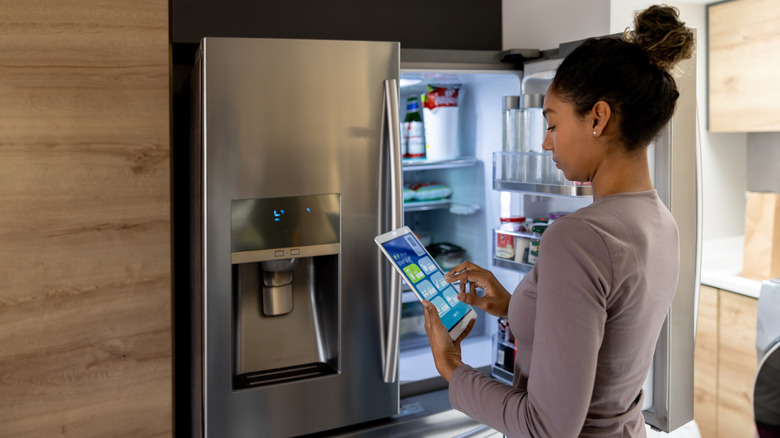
[421,5,695,437]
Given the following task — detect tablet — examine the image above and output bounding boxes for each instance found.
[375,226,476,341]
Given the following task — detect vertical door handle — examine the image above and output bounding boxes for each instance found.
[378,79,403,384]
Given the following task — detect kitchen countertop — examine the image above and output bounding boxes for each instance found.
[701,235,763,298]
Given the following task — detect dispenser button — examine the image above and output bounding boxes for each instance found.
[274,250,284,257]
[290,249,300,256]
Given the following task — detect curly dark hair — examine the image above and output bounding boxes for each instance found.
[549,5,695,151]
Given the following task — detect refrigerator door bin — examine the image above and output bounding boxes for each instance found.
[493,151,593,197]
[491,334,516,385]
[492,227,535,274]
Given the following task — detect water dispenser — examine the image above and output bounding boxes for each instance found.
[230,194,341,389]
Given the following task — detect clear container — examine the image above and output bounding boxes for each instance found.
[502,95,547,182]
[501,96,523,181]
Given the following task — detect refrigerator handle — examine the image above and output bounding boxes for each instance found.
[378,79,403,384]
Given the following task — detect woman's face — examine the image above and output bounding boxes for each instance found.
[541,90,600,182]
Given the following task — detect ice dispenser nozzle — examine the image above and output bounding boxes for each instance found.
[260,258,300,316]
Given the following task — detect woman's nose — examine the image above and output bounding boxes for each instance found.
[542,131,553,151]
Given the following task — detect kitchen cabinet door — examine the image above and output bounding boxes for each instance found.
[708,0,780,132]
[694,286,718,438]
[0,1,171,436]
[717,290,758,438]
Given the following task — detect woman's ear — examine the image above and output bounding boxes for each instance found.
[591,101,612,136]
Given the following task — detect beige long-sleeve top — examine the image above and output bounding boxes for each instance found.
[450,190,680,437]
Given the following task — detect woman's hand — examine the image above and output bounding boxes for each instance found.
[421,300,473,381]
[445,261,511,318]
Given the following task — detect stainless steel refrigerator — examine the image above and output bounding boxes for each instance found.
[186,37,404,437]
[183,36,699,437]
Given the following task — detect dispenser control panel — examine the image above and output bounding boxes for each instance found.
[231,194,341,253]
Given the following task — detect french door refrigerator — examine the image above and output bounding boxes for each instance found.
[184,38,403,437]
[181,36,699,437]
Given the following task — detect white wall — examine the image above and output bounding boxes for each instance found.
[502,0,749,240]
[502,0,610,51]
[610,1,748,240]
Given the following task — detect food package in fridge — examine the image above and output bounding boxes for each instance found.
[403,186,416,202]
[407,182,452,201]
[422,85,460,161]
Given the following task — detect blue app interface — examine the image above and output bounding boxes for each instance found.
[382,233,470,331]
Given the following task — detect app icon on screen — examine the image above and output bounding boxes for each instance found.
[430,271,448,291]
[431,296,451,317]
[416,280,437,300]
[418,256,437,275]
[402,264,425,283]
[404,235,426,256]
[443,286,459,307]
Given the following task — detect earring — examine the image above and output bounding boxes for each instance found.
[593,131,597,136]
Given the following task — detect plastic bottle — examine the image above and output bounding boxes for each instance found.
[403,97,425,159]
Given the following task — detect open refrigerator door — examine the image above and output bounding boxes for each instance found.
[396,39,698,433]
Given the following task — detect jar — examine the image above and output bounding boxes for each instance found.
[548,212,570,222]
[496,216,525,259]
[527,223,548,265]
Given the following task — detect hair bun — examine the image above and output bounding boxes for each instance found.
[626,5,695,72]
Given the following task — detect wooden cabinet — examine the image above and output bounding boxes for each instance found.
[694,285,759,438]
[694,286,719,438]
[708,0,780,132]
[0,1,171,436]
[717,291,759,438]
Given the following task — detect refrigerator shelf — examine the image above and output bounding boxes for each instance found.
[493,257,534,274]
[492,151,593,197]
[404,199,481,214]
[402,156,480,172]
[493,180,593,197]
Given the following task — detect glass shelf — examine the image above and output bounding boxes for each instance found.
[402,156,480,172]
[493,180,593,197]
[404,199,481,214]
[404,199,450,212]
[493,151,592,197]
[493,257,533,274]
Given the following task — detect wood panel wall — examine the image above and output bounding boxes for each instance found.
[708,0,780,132]
[0,1,171,436]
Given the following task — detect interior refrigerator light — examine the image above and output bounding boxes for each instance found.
[399,78,423,88]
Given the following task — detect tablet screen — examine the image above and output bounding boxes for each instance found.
[380,232,471,331]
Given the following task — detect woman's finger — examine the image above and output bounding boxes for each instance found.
[445,261,486,278]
